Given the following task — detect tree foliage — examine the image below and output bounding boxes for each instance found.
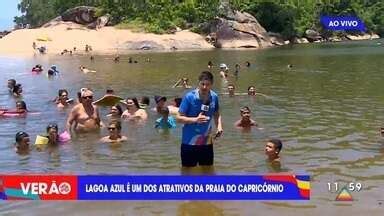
[14,0,384,37]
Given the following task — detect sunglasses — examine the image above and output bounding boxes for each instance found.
[61,94,68,97]
[82,96,93,100]
[108,127,117,131]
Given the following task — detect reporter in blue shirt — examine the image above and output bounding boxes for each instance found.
[176,71,223,170]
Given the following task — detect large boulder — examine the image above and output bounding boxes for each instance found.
[61,6,97,25]
[305,29,322,42]
[42,6,110,29]
[122,40,165,50]
[207,5,273,48]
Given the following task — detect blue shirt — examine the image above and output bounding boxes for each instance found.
[178,89,219,145]
[155,116,177,129]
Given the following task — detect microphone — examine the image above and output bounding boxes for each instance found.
[200,99,211,119]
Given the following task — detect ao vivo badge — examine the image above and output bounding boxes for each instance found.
[320,16,366,31]
[1,175,77,200]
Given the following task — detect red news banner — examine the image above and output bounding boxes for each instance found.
[0,175,77,200]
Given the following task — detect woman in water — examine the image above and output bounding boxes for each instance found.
[12,84,23,97]
[100,121,127,143]
[247,85,267,97]
[121,97,148,121]
[107,104,123,120]
[173,78,192,89]
[0,100,28,117]
[55,89,73,108]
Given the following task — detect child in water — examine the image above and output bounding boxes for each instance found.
[265,139,283,163]
[234,106,258,129]
[15,131,30,154]
[155,107,176,129]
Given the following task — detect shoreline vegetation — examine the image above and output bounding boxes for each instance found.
[1,0,383,55]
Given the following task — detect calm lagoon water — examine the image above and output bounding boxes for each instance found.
[0,39,383,215]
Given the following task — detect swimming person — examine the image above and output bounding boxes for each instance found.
[168,97,182,115]
[15,131,30,154]
[12,84,23,97]
[245,61,251,67]
[234,106,258,129]
[46,123,59,145]
[15,100,27,113]
[234,64,240,79]
[107,105,123,120]
[227,84,235,97]
[100,121,127,143]
[265,139,283,163]
[1,100,28,117]
[32,64,43,72]
[154,95,167,114]
[155,107,176,129]
[219,63,229,79]
[47,65,59,76]
[121,97,148,121]
[66,88,101,132]
[56,89,73,108]
[247,85,267,97]
[140,96,150,109]
[208,61,213,69]
[173,78,192,89]
[176,71,223,170]
[7,79,16,93]
[79,65,96,73]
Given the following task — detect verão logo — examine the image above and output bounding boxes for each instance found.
[21,181,71,195]
[2,175,77,200]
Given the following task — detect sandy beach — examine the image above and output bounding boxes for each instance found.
[0,22,214,56]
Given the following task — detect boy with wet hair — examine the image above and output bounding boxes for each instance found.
[15,131,30,154]
[265,139,283,162]
[234,106,257,128]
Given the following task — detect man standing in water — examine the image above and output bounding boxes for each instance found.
[66,88,101,132]
[176,71,223,173]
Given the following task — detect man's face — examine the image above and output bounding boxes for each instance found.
[8,81,14,88]
[199,80,212,95]
[157,100,165,108]
[60,92,68,101]
[241,110,250,120]
[228,86,235,94]
[265,142,277,156]
[81,91,94,104]
[108,124,119,136]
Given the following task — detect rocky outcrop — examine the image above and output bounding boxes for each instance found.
[305,29,322,42]
[206,3,273,48]
[346,33,380,40]
[122,40,165,50]
[42,6,110,29]
[0,31,11,39]
[293,37,309,44]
